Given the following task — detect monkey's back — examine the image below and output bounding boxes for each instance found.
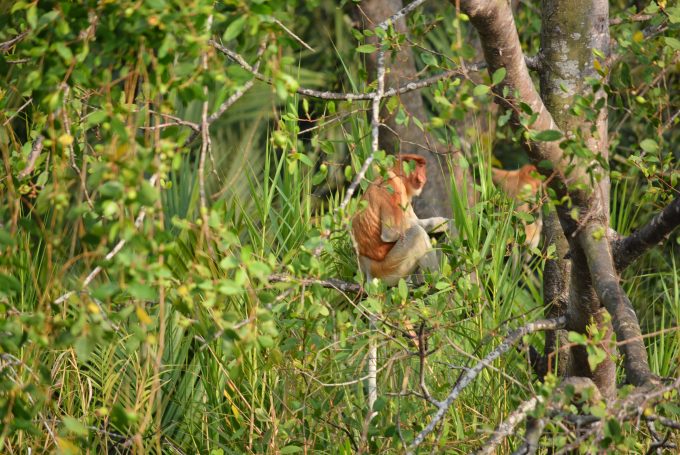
[351,177,406,262]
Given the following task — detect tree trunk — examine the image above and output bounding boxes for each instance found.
[353,0,473,218]
[540,0,617,399]
[459,0,656,398]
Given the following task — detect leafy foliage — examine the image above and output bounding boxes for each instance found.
[0,0,678,453]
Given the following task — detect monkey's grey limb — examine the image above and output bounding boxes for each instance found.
[416,216,449,233]
[379,224,435,286]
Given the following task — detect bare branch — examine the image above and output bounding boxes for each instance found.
[198,15,214,220]
[512,417,546,455]
[210,40,473,102]
[613,196,680,271]
[0,30,29,52]
[579,223,654,386]
[609,13,654,26]
[476,396,543,455]
[271,17,315,52]
[407,317,566,453]
[17,134,44,179]
[3,96,32,126]
[376,0,429,28]
[209,41,266,124]
[646,413,680,431]
[339,48,386,212]
[268,274,364,296]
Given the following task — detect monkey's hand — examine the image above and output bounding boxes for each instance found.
[418,217,450,234]
[380,222,402,243]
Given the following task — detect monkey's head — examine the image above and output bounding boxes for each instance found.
[396,154,427,197]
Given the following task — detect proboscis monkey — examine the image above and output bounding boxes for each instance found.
[351,154,449,286]
[492,164,543,249]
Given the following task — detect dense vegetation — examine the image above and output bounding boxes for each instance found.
[1,0,678,453]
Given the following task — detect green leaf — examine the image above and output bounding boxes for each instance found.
[491,67,506,85]
[86,110,108,127]
[473,84,490,97]
[664,37,680,50]
[218,280,243,295]
[421,53,437,67]
[280,446,303,454]
[531,130,563,142]
[258,335,274,349]
[0,229,13,246]
[127,283,158,301]
[567,332,587,344]
[640,138,659,153]
[0,273,20,297]
[62,417,88,437]
[223,16,247,42]
[26,4,38,28]
[356,44,377,53]
[398,279,408,300]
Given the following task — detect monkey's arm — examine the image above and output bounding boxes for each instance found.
[379,204,402,242]
[416,217,450,234]
[380,220,402,242]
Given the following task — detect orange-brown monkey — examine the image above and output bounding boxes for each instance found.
[492,164,543,249]
[352,154,449,286]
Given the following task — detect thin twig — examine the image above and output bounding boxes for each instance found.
[0,30,29,52]
[3,97,32,126]
[54,175,158,306]
[268,274,364,295]
[210,40,473,101]
[271,17,314,52]
[609,13,654,26]
[198,15,214,227]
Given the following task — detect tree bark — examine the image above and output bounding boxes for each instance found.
[540,209,571,379]
[540,0,618,399]
[458,0,656,398]
[613,196,680,271]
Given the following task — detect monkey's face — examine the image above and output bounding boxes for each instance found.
[408,165,427,196]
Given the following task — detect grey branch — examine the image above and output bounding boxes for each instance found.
[646,413,680,431]
[0,30,29,52]
[475,396,543,455]
[18,135,44,178]
[268,274,364,296]
[210,40,473,102]
[407,317,566,453]
[579,223,654,386]
[339,48,386,212]
[609,13,654,26]
[376,0,429,29]
[198,14,214,217]
[613,196,680,271]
